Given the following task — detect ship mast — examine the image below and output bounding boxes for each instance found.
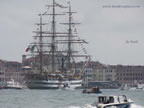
[67,3,72,71]
[46,0,67,73]
[51,0,56,73]
[39,14,43,73]
[61,2,90,75]
[66,2,80,73]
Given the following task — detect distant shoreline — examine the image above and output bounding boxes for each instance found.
[102,5,141,8]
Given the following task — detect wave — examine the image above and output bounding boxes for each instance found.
[63,105,96,108]
[131,104,144,108]
[61,106,81,108]
[64,104,144,108]
[68,106,81,108]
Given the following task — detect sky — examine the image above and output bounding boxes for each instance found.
[0,0,144,65]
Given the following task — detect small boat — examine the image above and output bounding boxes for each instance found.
[82,87,102,94]
[4,79,23,90]
[120,84,129,90]
[129,87,137,91]
[137,83,144,90]
[84,95,133,108]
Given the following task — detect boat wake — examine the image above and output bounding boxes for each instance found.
[62,106,96,108]
[64,104,144,108]
[61,106,82,108]
[131,104,144,108]
[68,106,81,108]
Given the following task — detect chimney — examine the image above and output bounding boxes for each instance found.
[22,55,26,65]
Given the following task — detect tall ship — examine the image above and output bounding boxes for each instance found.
[22,0,90,89]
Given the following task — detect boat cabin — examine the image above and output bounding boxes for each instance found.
[98,95,128,104]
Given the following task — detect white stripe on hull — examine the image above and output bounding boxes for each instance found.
[26,79,82,89]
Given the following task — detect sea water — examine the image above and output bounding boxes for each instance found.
[0,89,144,108]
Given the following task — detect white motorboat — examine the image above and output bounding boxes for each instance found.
[137,83,144,90]
[120,84,129,90]
[4,79,23,89]
[84,95,133,108]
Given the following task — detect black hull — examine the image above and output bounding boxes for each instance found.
[4,87,22,90]
[82,87,102,94]
[83,91,102,94]
[26,86,60,90]
[25,81,64,90]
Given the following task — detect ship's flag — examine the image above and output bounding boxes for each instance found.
[31,45,36,52]
[26,47,30,52]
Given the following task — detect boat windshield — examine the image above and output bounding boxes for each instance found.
[98,96,114,104]
[118,95,128,103]
[109,97,114,103]
[98,97,107,104]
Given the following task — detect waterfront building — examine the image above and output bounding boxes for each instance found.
[87,64,118,88]
[93,66,116,82]
[4,61,22,82]
[22,54,66,73]
[82,61,118,88]
[0,60,5,87]
[113,65,144,85]
[83,62,144,88]
[83,68,93,87]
